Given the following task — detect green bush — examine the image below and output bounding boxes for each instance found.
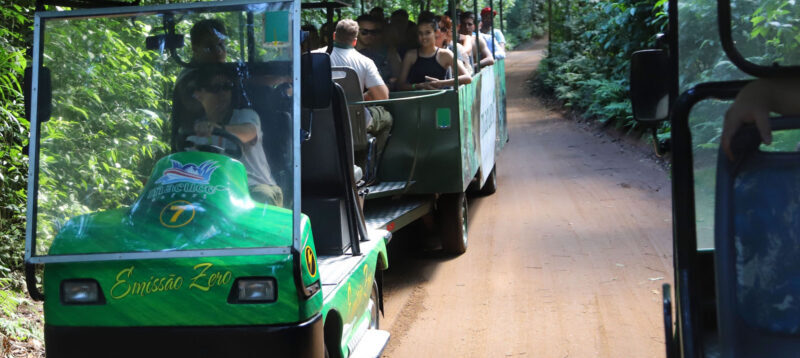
[533,0,667,130]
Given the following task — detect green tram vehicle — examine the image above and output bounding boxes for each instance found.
[22,0,507,356]
[630,0,800,356]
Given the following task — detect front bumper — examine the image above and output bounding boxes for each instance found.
[45,313,323,358]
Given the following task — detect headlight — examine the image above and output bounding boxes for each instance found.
[229,277,276,303]
[61,279,104,305]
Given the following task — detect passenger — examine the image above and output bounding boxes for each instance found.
[319,21,336,49]
[721,79,800,160]
[328,19,394,165]
[388,9,417,57]
[396,13,472,91]
[436,14,473,76]
[356,14,402,90]
[479,7,506,59]
[369,7,386,24]
[301,24,320,53]
[186,68,283,207]
[458,11,495,69]
[173,19,228,151]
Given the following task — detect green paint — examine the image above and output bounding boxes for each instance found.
[264,11,290,43]
[49,152,292,256]
[436,108,451,129]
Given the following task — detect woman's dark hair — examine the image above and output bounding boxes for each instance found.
[416,11,439,31]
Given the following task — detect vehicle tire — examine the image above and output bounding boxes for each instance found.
[438,192,468,255]
[369,279,380,329]
[479,165,498,196]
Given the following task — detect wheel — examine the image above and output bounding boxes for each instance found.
[438,192,468,254]
[479,165,498,196]
[369,279,380,329]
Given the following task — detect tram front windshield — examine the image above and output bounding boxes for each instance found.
[31,2,298,259]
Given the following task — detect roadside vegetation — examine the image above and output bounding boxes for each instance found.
[533,0,799,146]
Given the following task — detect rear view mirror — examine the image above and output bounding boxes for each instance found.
[145,34,184,51]
[24,66,52,123]
[301,53,332,109]
[630,49,670,123]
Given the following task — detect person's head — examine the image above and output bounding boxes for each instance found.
[319,21,336,47]
[301,24,320,52]
[333,19,359,47]
[416,12,439,49]
[356,14,383,48]
[191,19,228,63]
[437,14,453,45]
[191,69,236,116]
[369,7,385,21]
[390,9,409,28]
[458,11,475,35]
[480,7,496,28]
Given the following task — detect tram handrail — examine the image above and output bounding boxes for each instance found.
[350,90,448,106]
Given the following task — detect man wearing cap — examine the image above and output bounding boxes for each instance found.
[479,7,506,59]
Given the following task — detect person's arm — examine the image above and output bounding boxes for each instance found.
[365,84,390,101]
[495,29,506,53]
[418,50,472,89]
[194,121,258,143]
[459,34,474,56]
[396,50,417,91]
[477,35,495,67]
[722,78,800,160]
[387,47,403,87]
[225,123,258,143]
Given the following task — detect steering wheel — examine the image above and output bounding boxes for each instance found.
[185,127,244,159]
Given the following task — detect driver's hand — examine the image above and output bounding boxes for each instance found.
[722,83,772,161]
[194,120,217,137]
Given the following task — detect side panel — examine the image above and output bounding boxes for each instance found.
[378,91,464,194]
[321,238,387,357]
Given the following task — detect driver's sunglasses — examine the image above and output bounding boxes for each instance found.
[360,29,382,36]
[205,82,234,93]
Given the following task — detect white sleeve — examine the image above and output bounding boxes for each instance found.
[363,60,386,89]
[494,29,506,44]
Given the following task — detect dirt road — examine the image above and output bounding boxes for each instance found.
[380,40,675,357]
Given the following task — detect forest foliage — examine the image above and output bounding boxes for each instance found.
[535,0,799,140]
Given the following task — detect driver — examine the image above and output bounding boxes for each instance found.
[187,68,284,207]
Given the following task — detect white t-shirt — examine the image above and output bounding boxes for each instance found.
[189,109,276,187]
[326,45,386,126]
[329,46,386,91]
[479,31,506,59]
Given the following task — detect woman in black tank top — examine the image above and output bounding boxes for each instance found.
[396,13,472,91]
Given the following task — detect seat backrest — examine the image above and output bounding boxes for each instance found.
[714,118,800,357]
[301,82,360,255]
[332,67,368,154]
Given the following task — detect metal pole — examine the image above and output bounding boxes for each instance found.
[499,0,503,33]
[451,0,459,89]
[489,0,495,59]
[547,0,551,53]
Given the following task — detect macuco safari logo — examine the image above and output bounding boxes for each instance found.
[155,160,219,185]
[147,160,226,201]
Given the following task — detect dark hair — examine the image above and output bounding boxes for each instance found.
[417,11,439,31]
[391,9,408,18]
[459,11,475,23]
[190,19,227,47]
[356,14,380,26]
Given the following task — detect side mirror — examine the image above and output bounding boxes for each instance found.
[630,49,670,123]
[145,34,184,51]
[301,52,332,109]
[24,66,52,123]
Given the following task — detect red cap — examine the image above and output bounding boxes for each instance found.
[480,7,496,17]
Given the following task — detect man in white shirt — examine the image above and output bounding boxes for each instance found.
[479,7,506,59]
[327,19,394,171]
